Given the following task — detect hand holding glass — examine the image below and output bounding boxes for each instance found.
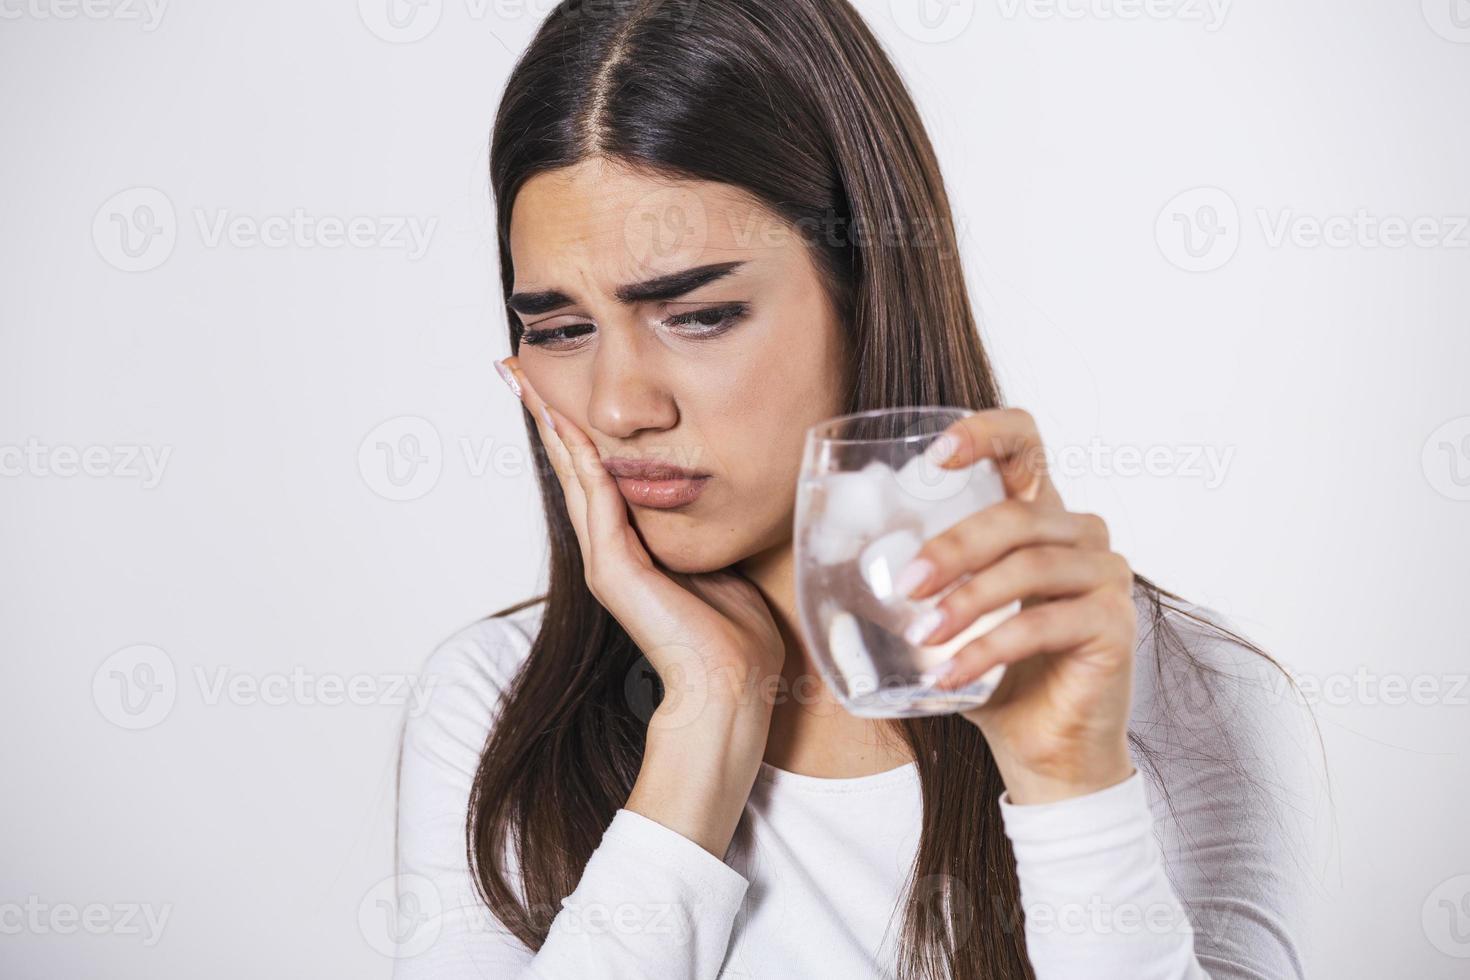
[794,407,1020,718]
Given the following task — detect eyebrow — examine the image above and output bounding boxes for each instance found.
[507,260,747,316]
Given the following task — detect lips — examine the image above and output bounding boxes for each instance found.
[603,457,710,509]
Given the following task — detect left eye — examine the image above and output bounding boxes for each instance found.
[663,303,749,336]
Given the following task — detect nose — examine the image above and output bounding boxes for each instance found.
[585,325,678,440]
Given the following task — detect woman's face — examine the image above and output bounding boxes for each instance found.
[507,156,849,574]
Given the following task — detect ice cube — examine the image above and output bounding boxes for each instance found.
[808,526,863,565]
[828,610,877,689]
[816,462,896,540]
[893,447,977,509]
[858,528,923,603]
[919,458,1006,539]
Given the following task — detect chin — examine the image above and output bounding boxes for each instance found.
[635,519,744,576]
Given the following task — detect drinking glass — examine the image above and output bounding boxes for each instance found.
[793,406,1020,718]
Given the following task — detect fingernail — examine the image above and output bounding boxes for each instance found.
[894,557,934,598]
[494,360,521,398]
[904,608,945,646]
[924,431,960,467]
[919,658,956,686]
[539,404,556,432]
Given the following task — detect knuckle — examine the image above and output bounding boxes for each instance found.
[1107,550,1133,586]
[994,497,1030,528]
[1005,406,1036,429]
[1008,608,1043,646]
[1076,511,1108,543]
[1101,583,1136,620]
[1013,546,1050,581]
[923,526,963,567]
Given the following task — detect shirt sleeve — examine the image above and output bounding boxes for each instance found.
[391,617,750,979]
[998,599,1320,980]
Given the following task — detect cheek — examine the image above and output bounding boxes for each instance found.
[687,320,844,489]
[519,356,590,421]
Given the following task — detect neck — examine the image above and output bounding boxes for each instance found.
[736,540,913,778]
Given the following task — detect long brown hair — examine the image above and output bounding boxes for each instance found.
[465,1,1296,976]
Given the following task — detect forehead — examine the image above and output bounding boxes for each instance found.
[507,157,791,290]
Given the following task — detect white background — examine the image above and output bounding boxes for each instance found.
[2,0,1468,976]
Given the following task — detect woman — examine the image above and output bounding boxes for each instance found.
[395,0,1317,976]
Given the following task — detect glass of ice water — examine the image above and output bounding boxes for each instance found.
[793,406,1020,718]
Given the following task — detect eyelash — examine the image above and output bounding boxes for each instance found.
[519,303,750,349]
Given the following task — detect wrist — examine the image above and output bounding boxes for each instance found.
[991,740,1134,806]
[633,703,771,857]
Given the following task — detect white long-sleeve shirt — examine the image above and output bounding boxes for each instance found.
[393,590,1317,978]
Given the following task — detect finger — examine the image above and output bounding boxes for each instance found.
[538,400,645,569]
[918,547,1132,647]
[899,500,1111,601]
[931,587,1135,690]
[501,357,590,546]
[925,407,1049,501]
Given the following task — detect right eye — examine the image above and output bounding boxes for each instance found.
[520,323,595,350]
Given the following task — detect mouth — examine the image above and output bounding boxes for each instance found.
[612,474,711,509]
[603,458,711,510]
